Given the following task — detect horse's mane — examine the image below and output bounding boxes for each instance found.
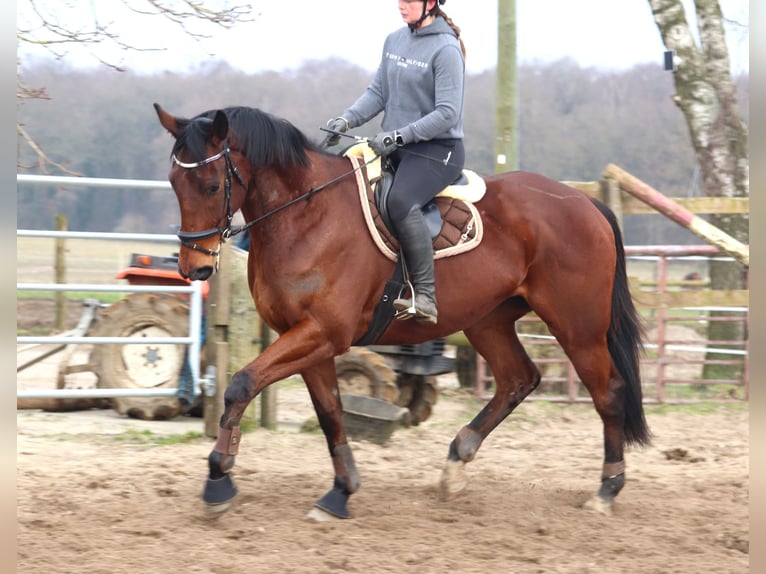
[173,106,320,168]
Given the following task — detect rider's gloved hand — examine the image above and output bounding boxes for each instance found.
[369,130,404,156]
[323,117,349,147]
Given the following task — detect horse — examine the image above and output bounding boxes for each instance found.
[153,103,650,520]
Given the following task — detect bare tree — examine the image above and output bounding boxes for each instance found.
[17,0,253,172]
[647,0,748,380]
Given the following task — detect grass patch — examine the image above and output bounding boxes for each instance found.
[644,401,747,416]
[110,429,204,445]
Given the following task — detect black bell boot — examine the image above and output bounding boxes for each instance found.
[392,209,438,325]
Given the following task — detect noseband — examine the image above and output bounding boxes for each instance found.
[171,140,247,256]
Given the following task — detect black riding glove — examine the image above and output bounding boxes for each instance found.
[323,117,349,147]
[369,130,404,156]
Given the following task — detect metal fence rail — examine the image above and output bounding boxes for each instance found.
[17,173,206,401]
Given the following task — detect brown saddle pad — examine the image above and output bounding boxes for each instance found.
[348,155,483,262]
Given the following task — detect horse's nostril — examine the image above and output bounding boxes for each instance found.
[189,266,214,281]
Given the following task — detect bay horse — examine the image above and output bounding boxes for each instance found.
[153,103,650,520]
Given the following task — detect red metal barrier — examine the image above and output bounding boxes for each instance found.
[475,245,749,404]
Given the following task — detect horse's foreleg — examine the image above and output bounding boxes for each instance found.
[303,361,361,521]
[441,313,540,501]
[202,368,257,514]
[202,322,339,515]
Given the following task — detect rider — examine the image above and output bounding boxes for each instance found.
[326,0,466,325]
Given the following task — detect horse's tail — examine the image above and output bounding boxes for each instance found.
[592,199,651,447]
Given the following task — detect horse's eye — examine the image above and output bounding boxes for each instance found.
[206,184,220,196]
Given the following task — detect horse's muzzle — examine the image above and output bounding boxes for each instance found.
[178,263,214,282]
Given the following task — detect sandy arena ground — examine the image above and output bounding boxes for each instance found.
[17,388,749,574]
[17,300,748,573]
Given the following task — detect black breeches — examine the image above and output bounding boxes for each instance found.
[385,139,465,225]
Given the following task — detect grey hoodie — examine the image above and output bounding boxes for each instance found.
[342,16,465,144]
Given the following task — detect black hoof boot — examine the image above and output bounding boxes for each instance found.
[202,473,238,505]
[203,450,238,506]
[597,473,625,503]
[314,477,351,519]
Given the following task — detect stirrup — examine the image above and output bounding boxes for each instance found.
[394,280,417,321]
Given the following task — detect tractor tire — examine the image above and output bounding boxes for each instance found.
[394,373,438,425]
[334,347,399,404]
[89,293,189,420]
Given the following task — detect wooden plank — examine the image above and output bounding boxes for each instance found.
[563,178,749,214]
[629,289,748,309]
[620,195,749,215]
[563,180,604,200]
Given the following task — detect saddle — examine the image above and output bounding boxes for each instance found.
[344,143,485,261]
[343,143,486,345]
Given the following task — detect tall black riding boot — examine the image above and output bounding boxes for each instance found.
[392,209,438,325]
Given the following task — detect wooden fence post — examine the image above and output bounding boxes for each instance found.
[227,247,262,427]
[204,243,232,438]
[259,324,277,429]
[54,215,67,330]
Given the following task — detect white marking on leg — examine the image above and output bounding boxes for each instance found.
[306,506,344,523]
[439,459,469,501]
[583,495,613,516]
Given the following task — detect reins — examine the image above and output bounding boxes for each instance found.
[172,141,379,255]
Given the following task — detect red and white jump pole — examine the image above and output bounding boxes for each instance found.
[603,164,749,267]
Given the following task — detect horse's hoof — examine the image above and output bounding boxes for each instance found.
[202,473,238,505]
[439,459,468,501]
[203,500,234,519]
[583,495,612,516]
[314,487,351,519]
[306,506,345,523]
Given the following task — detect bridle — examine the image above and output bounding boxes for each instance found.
[171,140,377,257]
[171,140,246,257]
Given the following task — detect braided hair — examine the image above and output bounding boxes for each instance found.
[434,6,466,58]
[409,1,466,58]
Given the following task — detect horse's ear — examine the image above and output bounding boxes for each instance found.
[211,110,229,144]
[154,103,182,139]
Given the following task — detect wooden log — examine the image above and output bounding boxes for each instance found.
[603,164,749,267]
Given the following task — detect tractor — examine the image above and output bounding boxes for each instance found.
[90,250,454,424]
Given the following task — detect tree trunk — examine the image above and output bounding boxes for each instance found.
[647,0,748,381]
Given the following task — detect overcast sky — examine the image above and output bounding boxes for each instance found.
[17,0,749,75]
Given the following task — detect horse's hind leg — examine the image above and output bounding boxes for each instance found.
[440,300,541,501]
[555,341,628,514]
